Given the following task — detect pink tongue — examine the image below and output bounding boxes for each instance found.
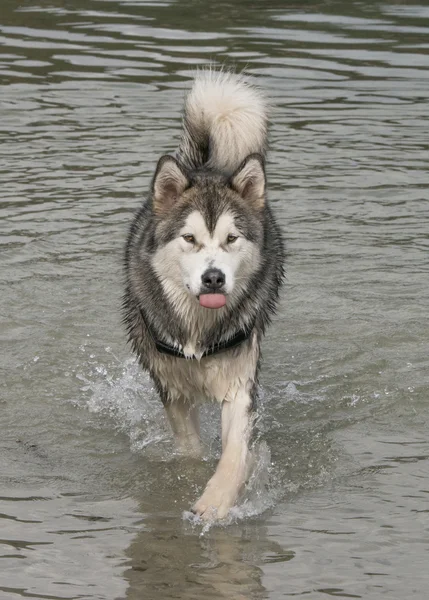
[199,294,226,309]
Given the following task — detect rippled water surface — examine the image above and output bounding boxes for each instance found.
[1,0,429,598]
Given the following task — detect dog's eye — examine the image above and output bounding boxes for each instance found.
[227,234,238,244]
[182,234,195,244]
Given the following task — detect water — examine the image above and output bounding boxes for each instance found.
[1,0,429,598]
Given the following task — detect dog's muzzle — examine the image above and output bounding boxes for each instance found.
[199,268,227,308]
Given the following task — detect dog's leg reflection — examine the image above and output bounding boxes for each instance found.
[123,517,285,600]
[193,384,254,519]
[164,397,202,458]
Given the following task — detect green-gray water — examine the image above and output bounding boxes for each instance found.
[1,1,429,598]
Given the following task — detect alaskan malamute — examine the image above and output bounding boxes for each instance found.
[123,70,284,519]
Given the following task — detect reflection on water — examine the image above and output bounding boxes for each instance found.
[124,517,291,600]
[1,0,429,598]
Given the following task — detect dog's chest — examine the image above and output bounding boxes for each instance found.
[151,342,258,403]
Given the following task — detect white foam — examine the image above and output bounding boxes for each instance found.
[75,354,172,455]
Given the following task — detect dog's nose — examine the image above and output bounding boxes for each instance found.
[201,268,225,290]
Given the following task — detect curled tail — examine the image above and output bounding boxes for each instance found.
[177,69,268,175]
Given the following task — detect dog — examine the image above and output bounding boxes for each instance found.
[123,69,284,520]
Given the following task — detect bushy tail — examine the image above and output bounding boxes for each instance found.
[177,69,268,175]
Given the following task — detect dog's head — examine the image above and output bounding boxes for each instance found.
[149,154,266,310]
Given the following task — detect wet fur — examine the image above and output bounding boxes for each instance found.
[123,69,284,519]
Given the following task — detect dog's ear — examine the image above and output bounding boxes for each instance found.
[230,154,265,209]
[152,155,189,216]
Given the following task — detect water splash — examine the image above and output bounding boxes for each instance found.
[74,350,339,523]
[75,353,172,455]
[74,350,283,521]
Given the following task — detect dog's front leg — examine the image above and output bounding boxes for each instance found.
[193,382,255,520]
[164,397,202,458]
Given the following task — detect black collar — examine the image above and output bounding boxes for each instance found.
[139,309,253,359]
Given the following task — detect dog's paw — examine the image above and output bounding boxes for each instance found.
[192,478,240,521]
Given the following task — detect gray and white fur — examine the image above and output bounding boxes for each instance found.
[123,69,284,520]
